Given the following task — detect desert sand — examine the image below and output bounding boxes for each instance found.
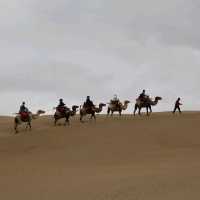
[0,112,200,200]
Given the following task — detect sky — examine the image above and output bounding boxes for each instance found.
[0,0,200,115]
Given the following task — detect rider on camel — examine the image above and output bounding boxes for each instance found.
[19,102,28,113]
[111,94,120,108]
[56,99,68,114]
[138,89,148,103]
[84,96,95,112]
[19,102,29,120]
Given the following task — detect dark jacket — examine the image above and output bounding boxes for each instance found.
[58,102,65,107]
[139,92,146,99]
[85,99,94,107]
[19,105,28,113]
[175,100,181,107]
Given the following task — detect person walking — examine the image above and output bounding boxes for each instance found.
[172,97,182,114]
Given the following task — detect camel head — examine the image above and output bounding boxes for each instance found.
[93,103,106,113]
[37,110,45,115]
[72,105,79,112]
[99,103,106,107]
[155,96,162,101]
[124,100,130,104]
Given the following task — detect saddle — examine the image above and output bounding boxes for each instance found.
[111,100,120,108]
[20,112,29,121]
[83,105,94,113]
[111,100,118,104]
[137,96,150,104]
[56,106,70,115]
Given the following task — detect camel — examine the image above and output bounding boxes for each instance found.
[14,110,45,133]
[107,100,130,116]
[54,105,79,126]
[80,103,106,122]
[134,96,162,116]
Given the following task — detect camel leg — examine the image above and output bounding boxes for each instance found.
[80,112,82,122]
[64,113,70,126]
[14,123,18,134]
[67,118,70,126]
[119,111,122,116]
[80,113,84,123]
[146,107,149,116]
[64,116,67,126]
[25,123,29,130]
[134,105,137,116]
[14,118,19,133]
[80,117,83,122]
[25,121,31,130]
[146,105,152,116]
[54,115,62,126]
[90,114,93,120]
[93,113,96,121]
[90,112,96,121]
[107,108,110,116]
[149,105,152,113]
[28,122,31,131]
[54,115,58,126]
[138,107,142,116]
[25,121,31,131]
[65,117,70,126]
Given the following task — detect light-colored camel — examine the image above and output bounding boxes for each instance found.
[14,110,45,133]
[80,103,106,122]
[134,96,162,116]
[54,105,79,126]
[107,100,130,116]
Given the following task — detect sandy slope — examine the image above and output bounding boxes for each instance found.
[0,112,200,200]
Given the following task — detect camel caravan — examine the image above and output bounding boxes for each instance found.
[13,90,184,133]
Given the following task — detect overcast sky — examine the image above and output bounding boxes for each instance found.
[0,0,200,115]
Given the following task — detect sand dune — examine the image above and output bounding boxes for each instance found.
[0,112,200,200]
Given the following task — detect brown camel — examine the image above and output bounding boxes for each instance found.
[80,103,106,122]
[107,100,130,116]
[134,96,162,116]
[14,110,45,133]
[54,105,79,126]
